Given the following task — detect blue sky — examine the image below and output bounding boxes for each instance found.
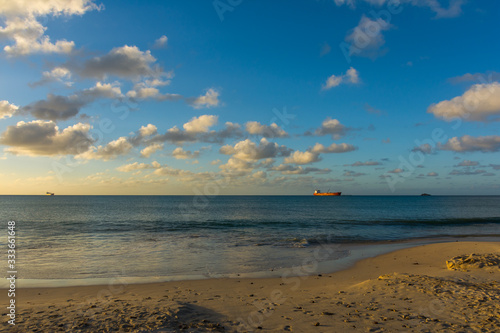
[0,0,499,195]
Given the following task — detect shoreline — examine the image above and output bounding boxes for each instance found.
[3,240,500,332]
[5,236,500,289]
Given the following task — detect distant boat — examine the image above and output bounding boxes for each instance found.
[420,193,431,196]
[46,192,55,196]
[313,189,341,196]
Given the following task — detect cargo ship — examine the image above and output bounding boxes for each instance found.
[313,190,341,196]
[46,192,55,196]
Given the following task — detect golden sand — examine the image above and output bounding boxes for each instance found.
[3,241,500,332]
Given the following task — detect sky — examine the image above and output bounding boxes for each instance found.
[0,0,499,195]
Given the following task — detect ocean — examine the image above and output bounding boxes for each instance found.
[2,195,500,287]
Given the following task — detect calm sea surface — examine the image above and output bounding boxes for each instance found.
[1,195,500,285]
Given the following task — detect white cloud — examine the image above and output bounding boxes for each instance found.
[139,124,158,137]
[153,165,197,178]
[439,135,500,153]
[220,138,291,161]
[82,81,123,99]
[140,143,163,158]
[322,67,360,90]
[187,88,220,109]
[214,122,244,141]
[21,82,122,121]
[172,147,200,160]
[0,120,93,156]
[121,68,177,100]
[456,160,479,167]
[252,171,267,179]
[183,115,218,133]
[0,0,99,16]
[344,15,392,59]
[344,160,381,167]
[151,126,193,144]
[323,75,343,89]
[413,0,465,19]
[449,72,500,84]
[411,143,433,154]
[284,150,321,165]
[285,138,357,164]
[117,161,160,172]
[154,35,168,48]
[31,67,73,87]
[308,117,349,139]
[333,0,356,7]
[310,142,357,153]
[20,94,83,121]
[146,77,172,87]
[333,0,464,19]
[127,86,159,99]
[77,137,133,161]
[283,140,356,165]
[0,100,18,119]
[271,164,330,175]
[0,0,100,56]
[0,16,74,56]
[346,67,360,83]
[125,80,180,101]
[245,121,288,138]
[360,0,386,5]
[219,157,256,176]
[81,45,159,80]
[428,82,500,122]
[449,169,486,176]
[135,119,243,146]
[343,170,365,177]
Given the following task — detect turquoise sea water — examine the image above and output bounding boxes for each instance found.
[1,195,500,285]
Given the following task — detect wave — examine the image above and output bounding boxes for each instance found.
[327,217,500,226]
[304,233,500,245]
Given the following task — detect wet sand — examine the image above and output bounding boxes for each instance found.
[3,241,500,332]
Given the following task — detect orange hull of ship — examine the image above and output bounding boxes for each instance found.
[313,192,341,196]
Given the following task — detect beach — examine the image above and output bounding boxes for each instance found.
[3,241,499,332]
[1,0,499,331]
